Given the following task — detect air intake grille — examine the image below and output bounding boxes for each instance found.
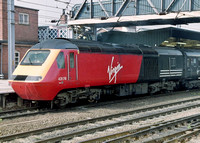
[14,75,27,81]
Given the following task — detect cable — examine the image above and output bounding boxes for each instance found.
[0,7,66,26]
[0,7,66,22]
[0,1,66,26]
[16,0,73,9]
[15,0,75,25]
[55,0,72,25]
[1,0,67,14]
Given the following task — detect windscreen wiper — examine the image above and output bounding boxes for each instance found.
[29,58,33,65]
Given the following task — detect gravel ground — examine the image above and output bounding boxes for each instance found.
[188,136,200,143]
[1,90,200,142]
[65,107,200,143]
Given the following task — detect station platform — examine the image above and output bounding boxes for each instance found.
[0,80,15,108]
[0,80,14,94]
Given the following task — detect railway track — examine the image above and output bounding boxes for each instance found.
[0,97,133,120]
[0,107,41,120]
[0,90,187,120]
[81,113,200,143]
[0,90,198,120]
[1,96,200,142]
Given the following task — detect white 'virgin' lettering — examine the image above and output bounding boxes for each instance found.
[107,56,123,83]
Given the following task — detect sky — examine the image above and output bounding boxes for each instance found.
[15,0,82,26]
[14,0,200,32]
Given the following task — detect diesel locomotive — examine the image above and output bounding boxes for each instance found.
[9,38,200,107]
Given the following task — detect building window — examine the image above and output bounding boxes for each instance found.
[15,51,20,68]
[19,13,29,25]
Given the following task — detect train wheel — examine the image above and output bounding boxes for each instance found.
[53,92,71,108]
[53,98,66,108]
[88,91,100,103]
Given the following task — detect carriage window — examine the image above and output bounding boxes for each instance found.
[70,53,74,68]
[56,52,65,69]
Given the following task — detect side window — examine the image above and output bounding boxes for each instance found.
[170,57,176,69]
[187,58,190,67]
[15,50,20,68]
[198,58,200,67]
[70,53,74,68]
[192,58,197,67]
[56,52,65,69]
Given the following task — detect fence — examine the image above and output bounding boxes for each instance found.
[38,26,69,42]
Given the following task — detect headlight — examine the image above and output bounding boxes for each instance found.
[12,75,42,81]
[26,76,42,81]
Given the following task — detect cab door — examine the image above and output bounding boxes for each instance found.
[67,51,78,80]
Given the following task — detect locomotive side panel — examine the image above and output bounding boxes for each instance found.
[138,57,159,82]
[155,48,184,80]
[158,55,184,80]
[77,53,143,86]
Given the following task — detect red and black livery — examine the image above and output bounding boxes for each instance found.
[9,38,200,107]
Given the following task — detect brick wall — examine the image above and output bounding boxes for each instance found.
[0,0,3,40]
[0,43,32,78]
[0,0,39,42]
[0,0,39,79]
[0,0,7,40]
[15,6,38,42]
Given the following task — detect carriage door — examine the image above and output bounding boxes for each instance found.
[68,51,78,80]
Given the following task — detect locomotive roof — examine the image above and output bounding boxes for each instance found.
[155,47,183,56]
[183,49,200,57]
[31,39,78,50]
[31,38,157,55]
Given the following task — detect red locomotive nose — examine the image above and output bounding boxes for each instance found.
[11,81,57,100]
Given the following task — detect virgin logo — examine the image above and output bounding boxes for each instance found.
[107,56,123,83]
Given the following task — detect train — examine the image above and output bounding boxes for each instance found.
[9,38,200,107]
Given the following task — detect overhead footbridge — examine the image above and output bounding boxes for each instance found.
[68,0,200,27]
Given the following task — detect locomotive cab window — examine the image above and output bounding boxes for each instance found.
[56,52,65,69]
[21,50,50,65]
[70,53,74,68]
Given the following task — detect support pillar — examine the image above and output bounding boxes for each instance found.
[7,0,15,79]
[17,97,23,107]
[0,94,8,108]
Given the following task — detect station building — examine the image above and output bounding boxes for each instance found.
[0,0,38,78]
